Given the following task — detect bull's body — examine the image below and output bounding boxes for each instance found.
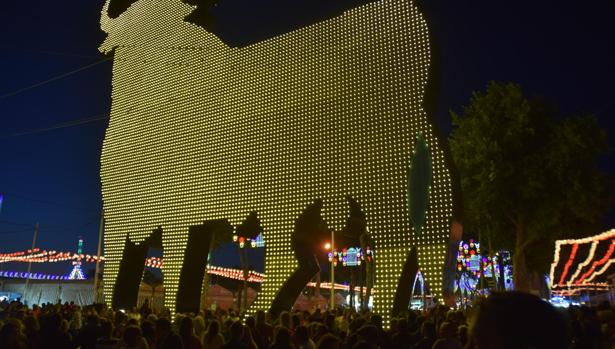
[100,0,453,319]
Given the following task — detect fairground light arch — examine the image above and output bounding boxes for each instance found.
[99,0,455,324]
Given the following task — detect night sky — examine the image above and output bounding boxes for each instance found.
[1,0,614,276]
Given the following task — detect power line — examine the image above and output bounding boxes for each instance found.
[0,48,102,60]
[0,193,101,215]
[0,228,34,235]
[0,57,112,100]
[0,220,34,228]
[0,113,109,139]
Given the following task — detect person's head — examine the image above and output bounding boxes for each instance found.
[273,326,292,345]
[100,318,114,338]
[397,318,409,333]
[469,292,568,349]
[390,318,399,333]
[60,319,70,333]
[23,315,40,332]
[293,324,310,344]
[458,325,469,346]
[179,316,194,338]
[229,320,244,341]
[317,333,340,349]
[438,321,457,339]
[123,325,142,346]
[279,311,291,328]
[193,315,206,336]
[241,324,255,344]
[245,316,256,329]
[141,320,155,340]
[369,314,383,329]
[421,321,436,339]
[86,313,100,327]
[356,325,378,345]
[203,319,220,344]
[0,322,19,342]
[292,313,302,329]
[155,317,172,339]
[255,310,267,326]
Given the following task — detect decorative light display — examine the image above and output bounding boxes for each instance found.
[98,0,454,321]
[456,239,481,274]
[0,271,70,280]
[233,232,265,249]
[68,238,86,280]
[328,247,363,267]
[454,240,512,296]
[0,249,104,264]
[363,245,374,263]
[549,229,615,292]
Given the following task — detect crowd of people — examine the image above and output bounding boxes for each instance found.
[1,292,614,349]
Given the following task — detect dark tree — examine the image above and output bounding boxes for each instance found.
[449,82,611,292]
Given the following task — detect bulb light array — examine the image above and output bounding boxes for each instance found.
[98,0,453,322]
[0,271,71,280]
[549,229,615,288]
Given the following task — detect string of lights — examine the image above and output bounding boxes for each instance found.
[575,240,615,284]
[549,229,615,288]
[0,271,70,280]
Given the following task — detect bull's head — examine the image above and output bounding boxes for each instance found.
[101,0,373,48]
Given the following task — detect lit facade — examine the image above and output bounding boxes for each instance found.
[99,0,453,320]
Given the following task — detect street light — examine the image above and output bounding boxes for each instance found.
[330,229,335,310]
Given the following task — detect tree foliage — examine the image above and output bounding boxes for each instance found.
[449,82,611,291]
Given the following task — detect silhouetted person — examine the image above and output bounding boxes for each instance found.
[155,318,183,349]
[391,318,413,349]
[469,292,568,349]
[270,326,293,349]
[180,317,203,349]
[411,321,435,349]
[139,299,152,319]
[119,325,148,349]
[0,322,26,349]
[77,314,101,349]
[222,321,248,349]
[203,319,225,349]
[432,321,461,349]
[316,333,340,349]
[96,319,120,349]
[293,325,315,349]
[254,310,273,349]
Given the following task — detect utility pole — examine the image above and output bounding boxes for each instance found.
[24,223,39,303]
[330,229,335,310]
[94,211,104,303]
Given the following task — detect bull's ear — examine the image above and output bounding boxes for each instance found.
[107,0,140,19]
[183,0,218,32]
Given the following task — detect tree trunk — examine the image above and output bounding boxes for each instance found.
[513,220,531,292]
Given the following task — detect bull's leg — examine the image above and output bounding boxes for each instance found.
[160,226,191,316]
[247,200,324,319]
[269,247,320,318]
[392,246,419,316]
[111,227,162,310]
[176,219,232,314]
[245,218,297,318]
